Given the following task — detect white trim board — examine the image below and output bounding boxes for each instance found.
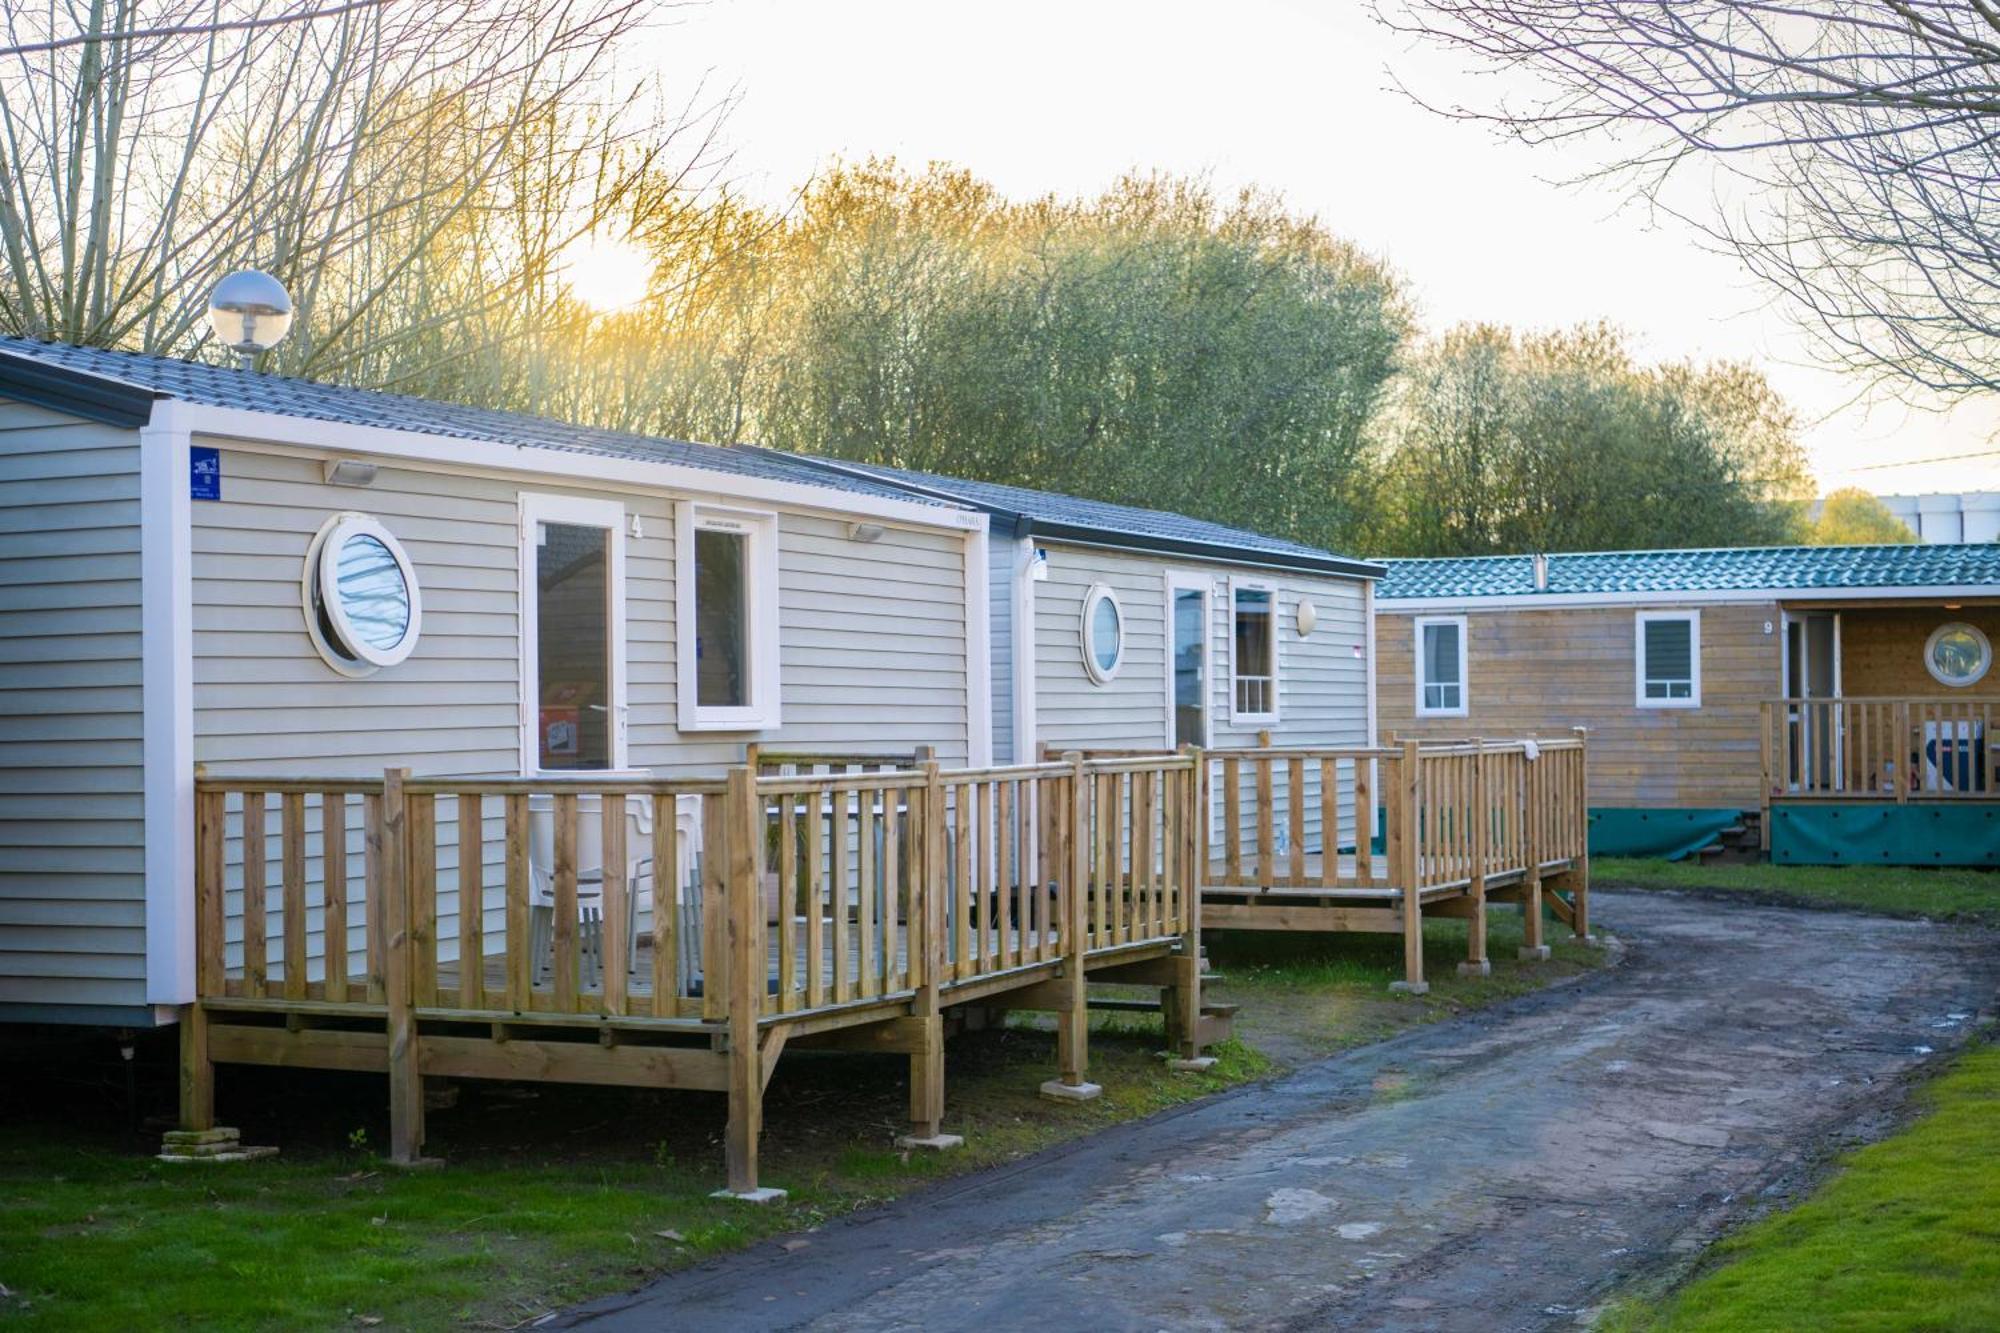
[964,526,993,766]
[172,402,980,532]
[141,399,195,1013]
[1010,535,1038,763]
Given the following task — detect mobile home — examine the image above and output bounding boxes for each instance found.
[1376,545,2000,864]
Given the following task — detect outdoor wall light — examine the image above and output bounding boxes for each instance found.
[323,458,378,487]
[848,521,885,542]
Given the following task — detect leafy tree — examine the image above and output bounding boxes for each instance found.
[1810,489,1914,546]
[1369,324,1812,555]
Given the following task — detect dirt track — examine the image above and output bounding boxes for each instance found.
[559,890,2000,1332]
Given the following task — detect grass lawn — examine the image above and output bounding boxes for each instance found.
[0,909,1601,1330]
[1606,1039,2000,1333]
[1595,858,2000,928]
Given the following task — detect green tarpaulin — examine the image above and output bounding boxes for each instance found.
[1770,803,2000,866]
[1588,808,1742,861]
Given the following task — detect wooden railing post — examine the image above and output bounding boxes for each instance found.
[381,767,425,1165]
[1895,700,1911,804]
[902,759,952,1146]
[1165,747,1208,1066]
[1519,746,1548,961]
[1570,727,1593,941]
[719,765,778,1199]
[1042,752,1101,1101]
[1460,742,1490,978]
[1390,740,1427,995]
[1759,701,1774,851]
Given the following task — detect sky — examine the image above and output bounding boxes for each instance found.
[642,0,2000,496]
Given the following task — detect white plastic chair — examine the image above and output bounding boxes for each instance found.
[527,794,650,990]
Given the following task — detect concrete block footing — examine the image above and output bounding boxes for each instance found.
[1165,1057,1218,1073]
[1518,945,1552,962]
[157,1146,280,1164]
[896,1133,965,1152]
[711,1186,789,1205]
[1575,933,1600,948]
[1457,960,1491,978]
[158,1127,279,1164]
[1387,980,1430,996]
[1039,1079,1103,1103]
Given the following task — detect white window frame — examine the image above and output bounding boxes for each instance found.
[1162,572,1214,749]
[1080,582,1125,685]
[1413,614,1468,718]
[519,492,629,774]
[1227,575,1280,725]
[301,511,424,677]
[676,500,781,732]
[1636,609,1701,709]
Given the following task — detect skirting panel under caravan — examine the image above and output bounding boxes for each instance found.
[1769,803,2000,866]
[1587,808,1743,861]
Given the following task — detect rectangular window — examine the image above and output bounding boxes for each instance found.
[1230,581,1277,721]
[520,494,626,773]
[1637,611,1700,708]
[677,503,780,731]
[1415,616,1467,717]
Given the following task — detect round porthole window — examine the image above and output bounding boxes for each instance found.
[1925,622,1991,688]
[302,512,422,676]
[1081,583,1124,684]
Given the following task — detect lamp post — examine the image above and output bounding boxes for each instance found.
[208,269,293,370]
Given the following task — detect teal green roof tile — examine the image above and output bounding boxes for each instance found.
[1378,544,2000,601]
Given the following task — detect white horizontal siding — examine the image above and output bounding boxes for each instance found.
[0,399,147,1017]
[191,441,972,980]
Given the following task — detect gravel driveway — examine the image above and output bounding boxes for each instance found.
[559,890,2000,1332]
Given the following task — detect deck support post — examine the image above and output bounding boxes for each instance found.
[900,760,960,1148]
[718,766,785,1202]
[1569,727,1593,944]
[1519,752,1548,962]
[177,1002,214,1130]
[1163,746,1207,1065]
[1459,743,1491,978]
[1042,752,1101,1102]
[1388,740,1429,995]
[379,767,429,1166]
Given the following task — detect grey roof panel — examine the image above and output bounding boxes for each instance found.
[0,337,944,508]
[1379,544,2000,600]
[776,453,1384,578]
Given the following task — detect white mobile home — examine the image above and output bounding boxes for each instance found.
[773,457,1386,765]
[0,338,991,1028]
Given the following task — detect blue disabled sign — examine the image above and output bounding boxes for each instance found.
[190,446,220,500]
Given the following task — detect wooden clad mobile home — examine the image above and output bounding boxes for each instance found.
[1376,545,2000,864]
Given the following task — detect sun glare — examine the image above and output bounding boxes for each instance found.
[562,233,652,313]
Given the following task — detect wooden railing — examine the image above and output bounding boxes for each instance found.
[1762,697,1996,801]
[1406,738,1588,891]
[192,752,1200,1028]
[1203,734,1588,894]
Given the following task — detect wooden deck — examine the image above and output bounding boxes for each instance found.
[179,737,1591,1197]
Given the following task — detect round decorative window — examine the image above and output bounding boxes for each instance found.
[302,513,422,676]
[1081,583,1124,684]
[1925,622,1991,688]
